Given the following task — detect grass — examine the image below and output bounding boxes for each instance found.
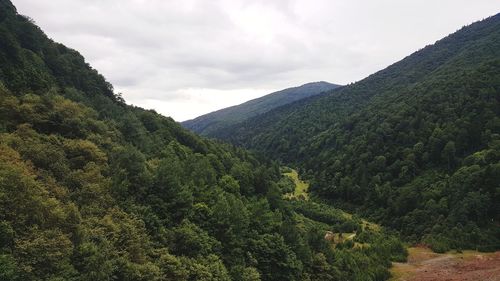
[341,210,381,232]
[330,232,356,242]
[283,169,309,200]
[388,247,438,280]
[283,168,380,250]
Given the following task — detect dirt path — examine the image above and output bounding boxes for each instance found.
[390,247,500,281]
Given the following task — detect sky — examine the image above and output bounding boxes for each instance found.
[12,0,500,121]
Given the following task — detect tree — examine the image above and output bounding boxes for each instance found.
[442,141,456,171]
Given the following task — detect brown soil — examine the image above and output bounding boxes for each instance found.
[390,246,500,281]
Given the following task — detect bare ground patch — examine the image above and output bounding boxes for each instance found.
[390,247,500,281]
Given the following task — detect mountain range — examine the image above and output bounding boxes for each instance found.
[1,0,499,279]
[0,1,407,280]
[209,13,500,252]
[182,81,340,136]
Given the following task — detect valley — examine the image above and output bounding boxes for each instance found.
[0,0,499,280]
[286,169,500,281]
[212,12,500,254]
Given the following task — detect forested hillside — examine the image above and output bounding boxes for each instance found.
[215,14,500,252]
[0,1,405,280]
[182,82,339,136]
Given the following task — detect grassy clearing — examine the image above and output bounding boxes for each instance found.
[328,232,356,242]
[284,168,383,250]
[341,210,381,232]
[283,169,309,200]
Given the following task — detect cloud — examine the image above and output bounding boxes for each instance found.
[12,0,500,121]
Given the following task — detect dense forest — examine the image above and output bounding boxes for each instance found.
[0,1,406,280]
[182,82,339,136]
[215,14,500,252]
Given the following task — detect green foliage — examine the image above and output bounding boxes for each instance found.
[182,82,340,136]
[215,14,500,251]
[0,254,19,281]
[0,2,407,280]
[278,175,295,194]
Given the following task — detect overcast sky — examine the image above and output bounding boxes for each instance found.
[13,0,500,121]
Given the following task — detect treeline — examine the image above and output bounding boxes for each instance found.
[215,14,500,252]
[0,1,405,280]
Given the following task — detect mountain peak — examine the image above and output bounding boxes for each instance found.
[182,81,341,135]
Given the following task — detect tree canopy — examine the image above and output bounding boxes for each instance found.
[214,14,500,252]
[0,1,405,280]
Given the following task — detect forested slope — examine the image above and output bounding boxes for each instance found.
[215,14,500,252]
[182,82,339,136]
[0,1,405,280]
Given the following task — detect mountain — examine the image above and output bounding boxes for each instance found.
[182,81,340,136]
[214,14,500,252]
[0,1,405,280]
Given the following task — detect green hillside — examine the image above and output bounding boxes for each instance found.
[214,14,500,252]
[181,82,339,136]
[0,1,405,280]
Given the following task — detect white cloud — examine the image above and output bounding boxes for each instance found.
[126,87,272,121]
[12,0,500,121]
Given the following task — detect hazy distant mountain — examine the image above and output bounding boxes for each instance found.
[181,81,340,135]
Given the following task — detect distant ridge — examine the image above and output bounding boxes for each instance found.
[181,81,340,135]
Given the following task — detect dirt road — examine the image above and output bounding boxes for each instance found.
[390,247,500,281]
